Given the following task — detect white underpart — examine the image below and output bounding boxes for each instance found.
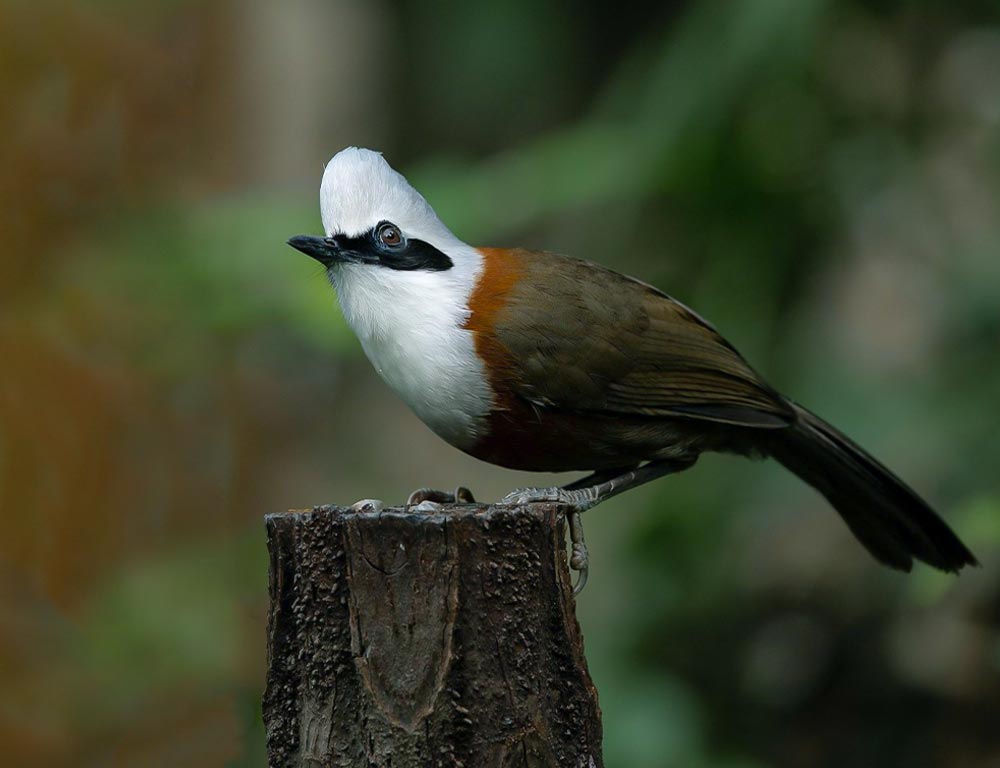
[318,148,492,449]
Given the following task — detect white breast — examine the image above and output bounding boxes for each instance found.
[330,255,493,450]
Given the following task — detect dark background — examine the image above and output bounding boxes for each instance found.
[2,1,999,766]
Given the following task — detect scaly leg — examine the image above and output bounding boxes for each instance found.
[501,458,696,594]
[556,466,637,595]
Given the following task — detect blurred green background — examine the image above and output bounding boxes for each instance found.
[2,0,999,766]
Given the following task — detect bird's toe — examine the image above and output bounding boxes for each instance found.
[411,500,443,513]
[407,486,477,506]
[407,488,450,505]
[350,498,384,513]
[501,487,565,506]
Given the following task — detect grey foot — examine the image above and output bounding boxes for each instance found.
[497,462,694,596]
[407,486,476,506]
[350,498,384,513]
[500,486,599,512]
[567,510,589,596]
[500,487,591,595]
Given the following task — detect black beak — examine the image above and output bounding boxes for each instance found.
[287,235,349,267]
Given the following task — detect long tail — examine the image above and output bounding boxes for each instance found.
[767,404,977,572]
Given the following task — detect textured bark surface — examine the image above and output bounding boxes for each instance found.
[263,503,603,768]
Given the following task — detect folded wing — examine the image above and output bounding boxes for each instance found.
[491,251,793,429]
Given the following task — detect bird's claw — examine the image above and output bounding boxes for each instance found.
[406,486,476,507]
[411,500,443,513]
[500,487,591,595]
[567,510,589,595]
[350,498,384,513]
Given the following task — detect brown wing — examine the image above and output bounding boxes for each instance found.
[490,250,793,429]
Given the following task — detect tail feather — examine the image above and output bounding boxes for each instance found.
[768,404,977,572]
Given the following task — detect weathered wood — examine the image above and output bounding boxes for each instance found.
[263,503,603,767]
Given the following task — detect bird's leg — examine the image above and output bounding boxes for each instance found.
[555,467,636,595]
[501,458,696,594]
[502,458,693,510]
[406,485,476,509]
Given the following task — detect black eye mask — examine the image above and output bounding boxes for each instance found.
[333,223,454,272]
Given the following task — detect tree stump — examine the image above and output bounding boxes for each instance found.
[263,503,603,767]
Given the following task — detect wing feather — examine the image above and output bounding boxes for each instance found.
[490,251,793,429]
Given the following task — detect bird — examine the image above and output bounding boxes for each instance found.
[287,146,977,593]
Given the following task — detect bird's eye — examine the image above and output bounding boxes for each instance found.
[377,222,403,248]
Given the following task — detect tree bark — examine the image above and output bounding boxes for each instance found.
[263,503,603,767]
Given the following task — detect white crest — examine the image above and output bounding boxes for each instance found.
[316,147,492,449]
[320,147,455,245]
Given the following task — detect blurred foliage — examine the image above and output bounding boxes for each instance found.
[2,0,1000,766]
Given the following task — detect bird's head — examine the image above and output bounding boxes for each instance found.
[287,147,485,358]
[288,147,477,279]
